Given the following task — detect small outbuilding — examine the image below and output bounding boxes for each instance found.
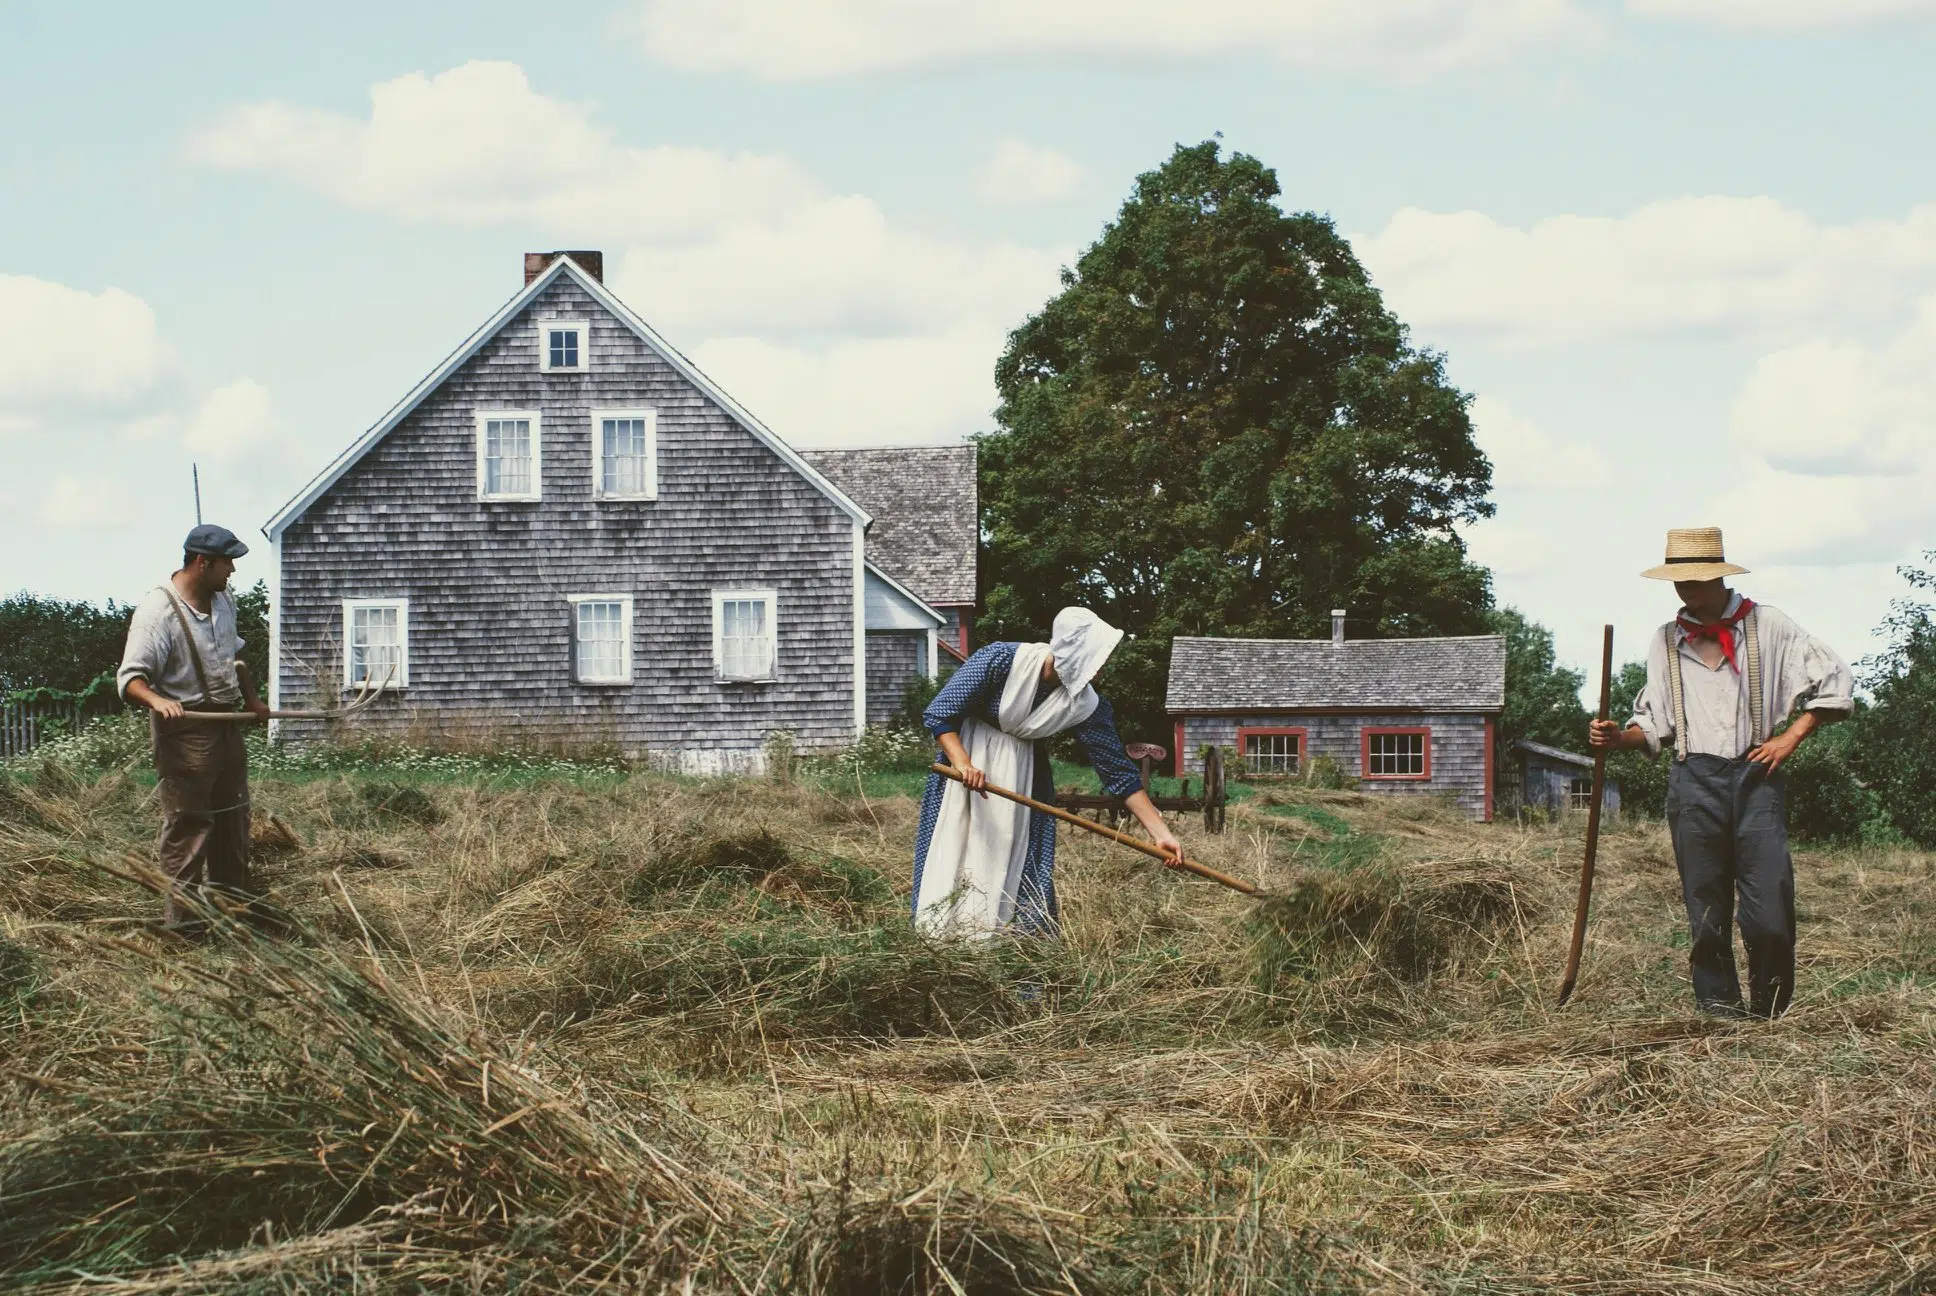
[1165,612,1506,821]
[1512,740,1620,819]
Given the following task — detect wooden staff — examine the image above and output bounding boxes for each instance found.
[929,763,1265,898]
[1557,625,1615,1006]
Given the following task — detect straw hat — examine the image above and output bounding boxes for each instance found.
[1641,527,1750,581]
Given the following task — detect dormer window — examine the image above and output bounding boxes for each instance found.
[538,320,588,373]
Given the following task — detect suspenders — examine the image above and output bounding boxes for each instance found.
[1664,607,1762,762]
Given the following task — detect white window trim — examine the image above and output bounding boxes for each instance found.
[712,587,779,684]
[475,409,542,501]
[537,319,589,373]
[342,597,409,690]
[590,407,659,501]
[567,593,634,685]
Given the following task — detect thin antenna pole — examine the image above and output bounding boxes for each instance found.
[192,464,202,524]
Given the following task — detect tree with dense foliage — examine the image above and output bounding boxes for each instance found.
[1488,608,1590,796]
[1851,554,1936,847]
[0,593,132,696]
[1603,660,1667,818]
[979,141,1494,737]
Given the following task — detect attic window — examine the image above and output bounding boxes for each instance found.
[538,320,588,373]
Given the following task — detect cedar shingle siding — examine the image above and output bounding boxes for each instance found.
[1168,633,1506,820]
[273,267,860,772]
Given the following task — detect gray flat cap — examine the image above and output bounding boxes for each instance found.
[184,524,250,559]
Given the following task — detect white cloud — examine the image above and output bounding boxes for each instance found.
[690,331,999,445]
[0,274,165,412]
[626,0,1596,80]
[1710,297,1936,565]
[613,197,1064,339]
[185,61,815,239]
[1470,395,1609,490]
[38,475,139,530]
[1627,0,1936,30]
[976,140,1085,206]
[1357,197,1936,345]
[185,379,276,459]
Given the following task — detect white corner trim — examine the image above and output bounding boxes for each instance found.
[475,409,542,501]
[589,407,659,501]
[536,318,589,373]
[927,626,938,680]
[711,587,780,683]
[566,592,635,684]
[852,522,866,735]
[263,256,870,539]
[341,596,410,690]
[267,535,282,742]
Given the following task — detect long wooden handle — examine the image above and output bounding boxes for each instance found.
[1558,625,1615,1005]
[929,763,1266,898]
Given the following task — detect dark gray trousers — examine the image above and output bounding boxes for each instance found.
[1665,754,1796,1017]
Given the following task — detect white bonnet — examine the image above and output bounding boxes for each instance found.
[1049,607,1125,698]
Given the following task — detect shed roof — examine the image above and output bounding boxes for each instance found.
[1165,634,1507,713]
[1513,739,1595,769]
[800,445,976,606]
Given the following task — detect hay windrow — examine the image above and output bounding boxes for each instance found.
[2,754,1934,1292]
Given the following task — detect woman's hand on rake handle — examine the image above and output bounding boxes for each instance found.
[1124,789,1184,867]
[935,731,986,796]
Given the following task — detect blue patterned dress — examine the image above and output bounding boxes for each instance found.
[913,641,1145,936]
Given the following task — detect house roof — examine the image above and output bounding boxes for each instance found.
[1513,739,1596,769]
[1165,634,1507,713]
[799,445,976,606]
[262,255,869,540]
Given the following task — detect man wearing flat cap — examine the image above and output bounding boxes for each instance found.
[1589,527,1853,1019]
[117,525,271,932]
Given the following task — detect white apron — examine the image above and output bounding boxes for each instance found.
[914,642,1099,938]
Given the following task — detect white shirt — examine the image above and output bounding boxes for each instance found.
[1628,594,1853,760]
[116,583,244,707]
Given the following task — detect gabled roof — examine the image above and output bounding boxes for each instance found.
[1513,739,1595,769]
[865,561,945,628]
[1165,634,1507,713]
[799,445,976,606]
[262,255,869,539]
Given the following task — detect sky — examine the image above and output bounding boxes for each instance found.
[3,0,1934,689]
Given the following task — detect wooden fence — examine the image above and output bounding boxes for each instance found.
[0,695,122,760]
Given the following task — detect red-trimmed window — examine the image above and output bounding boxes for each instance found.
[1237,726,1306,777]
[1362,727,1431,780]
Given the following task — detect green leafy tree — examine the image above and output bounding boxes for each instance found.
[1603,660,1668,818]
[1489,608,1590,796]
[1851,553,1936,847]
[0,593,132,696]
[980,141,1494,738]
[234,580,271,697]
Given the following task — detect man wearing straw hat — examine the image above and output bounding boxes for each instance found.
[1589,527,1853,1019]
[117,524,271,933]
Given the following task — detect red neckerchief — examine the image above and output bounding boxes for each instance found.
[1677,597,1756,674]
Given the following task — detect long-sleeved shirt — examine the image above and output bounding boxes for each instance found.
[923,641,1145,801]
[117,583,245,707]
[1628,594,1853,760]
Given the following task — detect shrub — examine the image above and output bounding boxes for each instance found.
[1852,585,1936,847]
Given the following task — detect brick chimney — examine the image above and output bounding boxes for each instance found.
[1331,609,1347,646]
[524,250,604,284]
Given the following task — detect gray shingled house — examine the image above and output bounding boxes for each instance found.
[1166,613,1507,820]
[261,251,950,772]
[801,446,977,725]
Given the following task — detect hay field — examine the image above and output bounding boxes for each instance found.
[3,736,1934,1294]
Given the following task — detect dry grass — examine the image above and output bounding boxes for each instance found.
[2,745,1934,1294]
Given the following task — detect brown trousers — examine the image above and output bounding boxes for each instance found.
[153,718,251,927]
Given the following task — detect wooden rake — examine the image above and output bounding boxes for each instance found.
[174,664,395,724]
[1557,624,1615,1006]
[929,763,1265,897]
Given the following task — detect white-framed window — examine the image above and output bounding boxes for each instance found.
[342,598,409,690]
[1568,776,1595,811]
[568,594,633,684]
[537,319,588,373]
[591,408,658,500]
[712,588,777,682]
[476,410,542,501]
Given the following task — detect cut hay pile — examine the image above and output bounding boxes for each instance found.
[3,739,1934,1293]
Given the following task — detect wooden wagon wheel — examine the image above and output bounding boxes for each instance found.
[1202,744,1226,835]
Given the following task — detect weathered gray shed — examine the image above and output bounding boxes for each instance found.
[262,251,943,772]
[1512,740,1620,818]
[1165,616,1507,820]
